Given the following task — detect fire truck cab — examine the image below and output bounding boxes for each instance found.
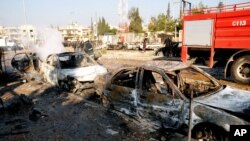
[181,2,250,84]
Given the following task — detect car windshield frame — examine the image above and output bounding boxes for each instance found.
[57,52,97,69]
[165,65,222,99]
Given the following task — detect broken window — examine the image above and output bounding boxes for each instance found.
[178,67,219,98]
[141,70,179,104]
[59,54,95,69]
[112,69,137,88]
[11,53,31,72]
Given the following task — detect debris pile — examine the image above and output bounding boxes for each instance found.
[0,93,33,112]
[0,93,33,136]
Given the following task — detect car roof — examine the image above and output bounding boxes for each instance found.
[142,60,190,72]
[56,52,85,57]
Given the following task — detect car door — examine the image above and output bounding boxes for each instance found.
[11,53,32,73]
[138,68,186,130]
[105,68,139,116]
[41,55,59,86]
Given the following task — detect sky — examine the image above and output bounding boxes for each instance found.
[0,0,249,27]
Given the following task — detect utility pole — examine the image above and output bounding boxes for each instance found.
[180,0,183,18]
[179,0,191,18]
[173,0,184,18]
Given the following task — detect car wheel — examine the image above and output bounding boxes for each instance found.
[192,124,228,141]
[231,55,250,84]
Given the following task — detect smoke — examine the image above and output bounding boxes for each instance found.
[32,28,65,61]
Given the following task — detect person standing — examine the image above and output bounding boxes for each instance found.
[74,37,84,52]
[154,37,172,56]
[84,39,94,56]
[74,37,79,52]
[142,33,149,52]
[164,37,173,57]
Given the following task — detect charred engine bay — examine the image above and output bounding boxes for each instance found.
[1,50,250,141]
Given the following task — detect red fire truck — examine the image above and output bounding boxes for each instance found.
[181,2,250,84]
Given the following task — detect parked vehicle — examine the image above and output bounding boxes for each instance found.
[96,60,250,140]
[0,36,18,51]
[139,42,162,50]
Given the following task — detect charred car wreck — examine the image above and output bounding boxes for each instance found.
[97,61,250,140]
[11,52,107,97]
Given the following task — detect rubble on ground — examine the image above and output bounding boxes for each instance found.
[0,93,33,112]
[0,93,34,136]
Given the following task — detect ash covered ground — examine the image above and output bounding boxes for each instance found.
[0,49,249,141]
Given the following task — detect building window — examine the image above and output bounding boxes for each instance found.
[30,30,33,32]
[23,30,26,32]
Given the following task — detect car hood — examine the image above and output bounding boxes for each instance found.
[60,65,108,82]
[194,86,250,116]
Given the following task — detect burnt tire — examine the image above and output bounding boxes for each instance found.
[231,55,250,84]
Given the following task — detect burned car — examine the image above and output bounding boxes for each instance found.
[11,52,107,96]
[98,61,250,140]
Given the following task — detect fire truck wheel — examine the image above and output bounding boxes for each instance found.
[231,55,250,84]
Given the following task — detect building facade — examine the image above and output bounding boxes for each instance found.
[58,22,91,42]
[1,25,36,45]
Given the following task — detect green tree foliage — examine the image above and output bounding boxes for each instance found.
[165,17,176,32]
[156,13,167,31]
[97,17,111,35]
[109,28,117,35]
[175,19,183,31]
[128,7,143,33]
[148,13,177,32]
[148,17,157,32]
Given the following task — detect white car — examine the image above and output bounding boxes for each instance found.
[139,43,163,50]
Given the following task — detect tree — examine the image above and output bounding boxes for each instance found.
[97,17,110,35]
[156,13,167,31]
[148,14,166,32]
[148,17,157,32]
[128,7,143,33]
[165,17,176,32]
[148,13,176,33]
[167,2,171,18]
[109,28,117,35]
[175,18,183,31]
